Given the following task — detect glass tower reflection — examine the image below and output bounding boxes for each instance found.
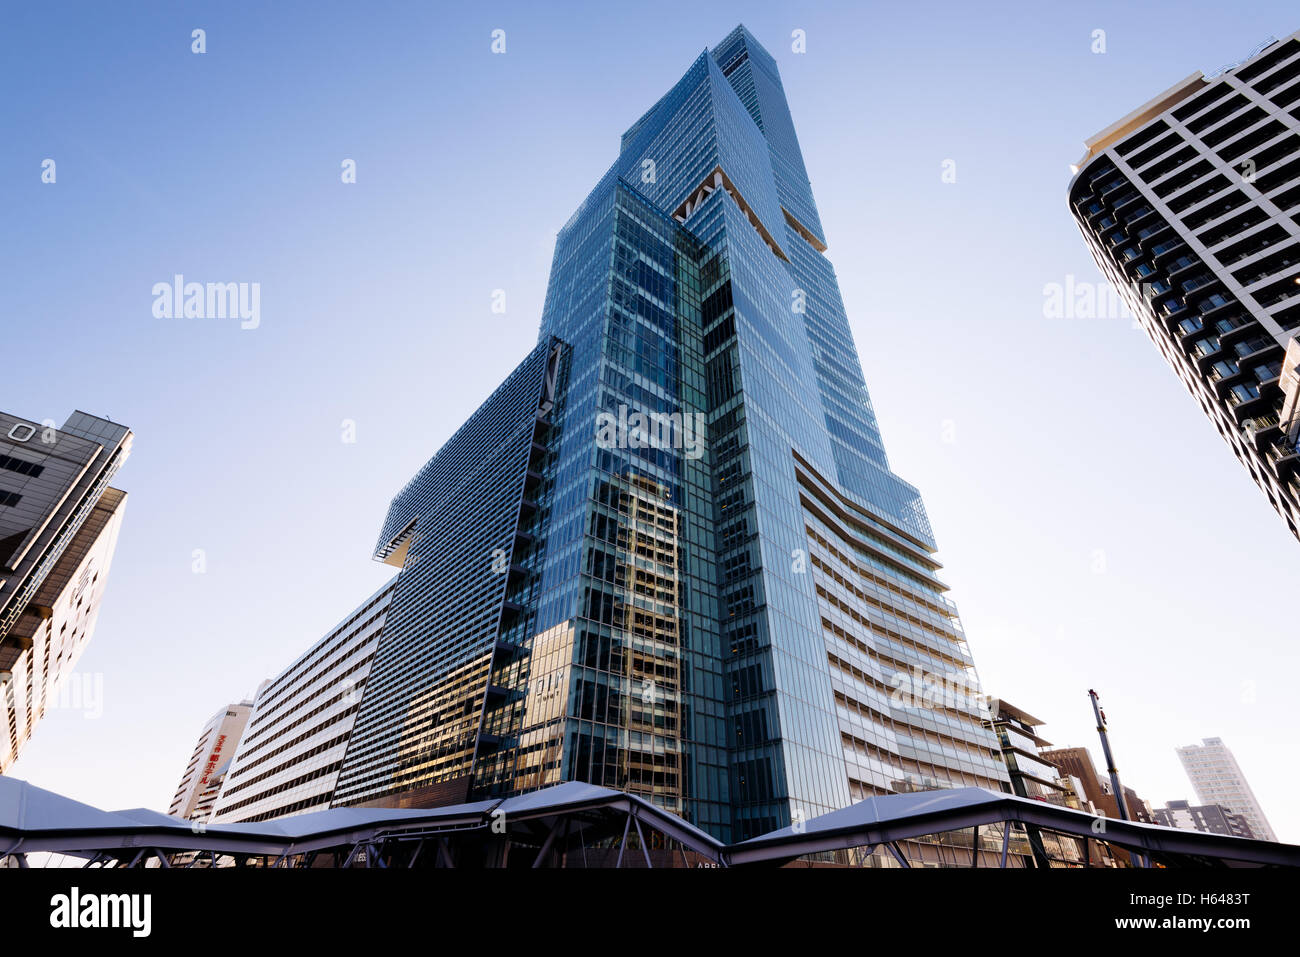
[335,25,1008,849]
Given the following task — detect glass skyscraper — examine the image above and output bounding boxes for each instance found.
[334,25,1008,853]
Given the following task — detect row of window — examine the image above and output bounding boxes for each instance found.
[0,453,44,479]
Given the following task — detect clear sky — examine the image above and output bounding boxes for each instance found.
[4,0,1297,841]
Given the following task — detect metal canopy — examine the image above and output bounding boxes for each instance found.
[2,776,1295,868]
[729,786,1300,867]
[0,777,726,865]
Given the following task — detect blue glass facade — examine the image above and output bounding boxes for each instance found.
[333,339,564,808]
[339,26,1007,851]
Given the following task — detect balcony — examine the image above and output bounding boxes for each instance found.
[1269,437,1300,478]
[1244,413,1282,451]
[1187,333,1222,360]
[1143,278,1174,301]
[1180,271,1220,294]
[1196,292,1235,317]
[1234,337,1282,363]
[1123,206,1158,229]
[1213,314,1256,342]
[1226,381,1272,420]
[1208,358,1242,383]
[1111,190,1142,214]
[1136,222,1172,244]
[1159,299,1192,330]
[1150,239,1187,262]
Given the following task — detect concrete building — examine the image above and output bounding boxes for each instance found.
[1069,32,1300,541]
[0,411,132,772]
[1154,799,1255,838]
[168,700,254,822]
[209,578,396,824]
[1176,737,1277,841]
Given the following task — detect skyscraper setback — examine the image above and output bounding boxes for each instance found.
[330,25,1007,853]
[1069,32,1300,541]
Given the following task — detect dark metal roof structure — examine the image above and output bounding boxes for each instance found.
[2,776,1295,868]
[729,786,1300,867]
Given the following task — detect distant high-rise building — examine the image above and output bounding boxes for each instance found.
[0,410,132,773]
[169,700,254,823]
[331,25,1008,855]
[209,579,396,824]
[1154,799,1255,838]
[1176,737,1276,841]
[1068,32,1300,541]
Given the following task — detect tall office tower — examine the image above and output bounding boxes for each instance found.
[1069,33,1300,541]
[334,26,1007,850]
[168,699,254,821]
[0,411,132,773]
[1176,737,1276,841]
[210,579,395,824]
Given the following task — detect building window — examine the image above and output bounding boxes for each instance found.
[0,454,44,478]
[0,490,22,507]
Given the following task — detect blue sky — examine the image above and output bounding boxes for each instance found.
[4,0,1297,840]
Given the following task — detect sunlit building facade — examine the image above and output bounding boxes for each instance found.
[209,579,396,824]
[168,699,254,822]
[0,411,131,773]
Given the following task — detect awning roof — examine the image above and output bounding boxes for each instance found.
[2,776,1295,867]
[730,786,1300,867]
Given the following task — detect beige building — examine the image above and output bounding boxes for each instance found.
[1176,737,1277,841]
[169,700,255,822]
[0,488,127,773]
[0,411,132,773]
